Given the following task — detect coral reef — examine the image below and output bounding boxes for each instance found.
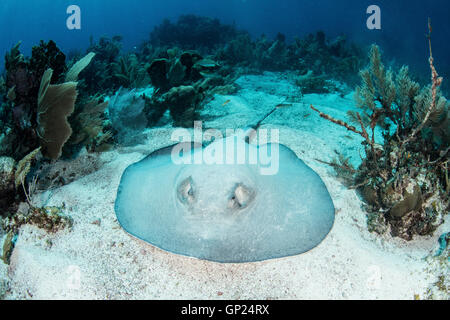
[65,52,96,82]
[65,97,112,155]
[216,33,255,67]
[0,147,41,229]
[255,33,289,71]
[0,156,18,217]
[29,40,67,84]
[1,149,73,257]
[77,36,123,95]
[112,54,149,89]
[3,15,442,247]
[146,50,204,93]
[1,42,97,161]
[311,27,449,240]
[1,42,41,159]
[145,16,364,83]
[1,204,73,235]
[159,85,202,127]
[143,48,234,127]
[108,87,147,144]
[0,41,106,232]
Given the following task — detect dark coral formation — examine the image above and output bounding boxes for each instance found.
[0,41,108,219]
[0,40,109,161]
[112,53,149,89]
[0,16,369,165]
[77,36,123,95]
[144,49,235,127]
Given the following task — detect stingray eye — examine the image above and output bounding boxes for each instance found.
[177,176,195,205]
[228,183,255,210]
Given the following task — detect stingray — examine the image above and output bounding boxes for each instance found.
[115,111,335,263]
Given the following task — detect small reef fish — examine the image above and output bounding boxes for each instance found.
[222,99,231,107]
[275,103,293,108]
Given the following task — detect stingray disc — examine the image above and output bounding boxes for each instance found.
[115,135,335,263]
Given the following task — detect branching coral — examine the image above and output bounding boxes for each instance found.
[311,22,449,240]
[65,52,96,82]
[35,52,95,159]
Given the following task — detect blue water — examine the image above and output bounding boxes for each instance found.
[1,0,449,74]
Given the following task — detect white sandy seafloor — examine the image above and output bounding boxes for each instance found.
[1,72,448,300]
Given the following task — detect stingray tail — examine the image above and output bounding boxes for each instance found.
[244,107,278,143]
